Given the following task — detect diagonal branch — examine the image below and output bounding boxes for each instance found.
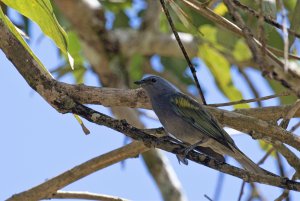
[208,92,290,107]
[50,190,130,201]
[232,0,300,39]
[1,15,300,152]
[159,0,206,104]
[3,15,300,197]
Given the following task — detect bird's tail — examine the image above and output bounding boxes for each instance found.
[232,147,270,175]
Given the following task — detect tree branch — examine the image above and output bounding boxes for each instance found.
[3,14,300,198]
[208,92,290,107]
[182,0,300,97]
[54,1,188,201]
[159,0,206,104]
[2,14,300,152]
[232,0,300,39]
[50,191,129,201]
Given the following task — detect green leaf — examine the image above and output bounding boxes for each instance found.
[198,44,249,108]
[265,24,284,50]
[52,31,86,83]
[2,0,74,69]
[262,0,276,19]
[102,0,132,13]
[200,25,237,52]
[129,54,144,83]
[232,39,252,62]
[0,7,50,75]
[213,2,228,16]
[67,31,84,65]
[199,25,218,44]
[113,11,130,28]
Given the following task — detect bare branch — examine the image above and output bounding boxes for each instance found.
[53,1,188,200]
[70,103,300,191]
[3,14,300,198]
[2,14,300,152]
[50,191,130,201]
[159,0,206,104]
[232,0,300,39]
[208,92,290,107]
[183,0,300,97]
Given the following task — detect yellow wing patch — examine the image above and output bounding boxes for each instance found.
[173,97,198,110]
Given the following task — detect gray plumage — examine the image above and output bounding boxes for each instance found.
[135,75,265,174]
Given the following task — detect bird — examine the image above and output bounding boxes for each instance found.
[134,75,265,174]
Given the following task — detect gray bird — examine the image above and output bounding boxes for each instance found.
[135,75,265,174]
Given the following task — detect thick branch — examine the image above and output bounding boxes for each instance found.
[70,103,300,191]
[53,1,188,201]
[1,16,300,150]
[2,12,300,197]
[56,82,300,121]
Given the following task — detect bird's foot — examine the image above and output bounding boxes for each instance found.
[176,140,204,165]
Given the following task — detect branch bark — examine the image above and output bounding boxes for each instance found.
[3,3,300,199]
[53,1,188,201]
[50,191,129,201]
[3,17,300,198]
[2,15,300,153]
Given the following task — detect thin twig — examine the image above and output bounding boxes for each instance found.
[232,0,300,39]
[273,100,300,178]
[237,181,246,201]
[290,121,300,132]
[208,92,290,107]
[274,152,290,201]
[280,100,300,129]
[257,148,275,165]
[204,194,213,201]
[213,172,225,201]
[50,191,130,201]
[159,0,207,104]
[247,182,265,201]
[275,174,297,201]
[276,152,285,178]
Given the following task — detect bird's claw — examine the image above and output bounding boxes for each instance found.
[176,140,204,165]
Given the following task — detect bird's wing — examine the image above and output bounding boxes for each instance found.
[170,93,235,150]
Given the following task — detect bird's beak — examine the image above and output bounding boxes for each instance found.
[134,80,143,85]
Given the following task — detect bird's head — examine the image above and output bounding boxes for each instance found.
[134,75,177,96]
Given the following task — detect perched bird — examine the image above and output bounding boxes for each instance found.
[134,75,265,174]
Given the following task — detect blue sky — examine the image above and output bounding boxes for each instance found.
[1,3,300,201]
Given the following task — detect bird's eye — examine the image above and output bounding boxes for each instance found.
[151,78,157,83]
